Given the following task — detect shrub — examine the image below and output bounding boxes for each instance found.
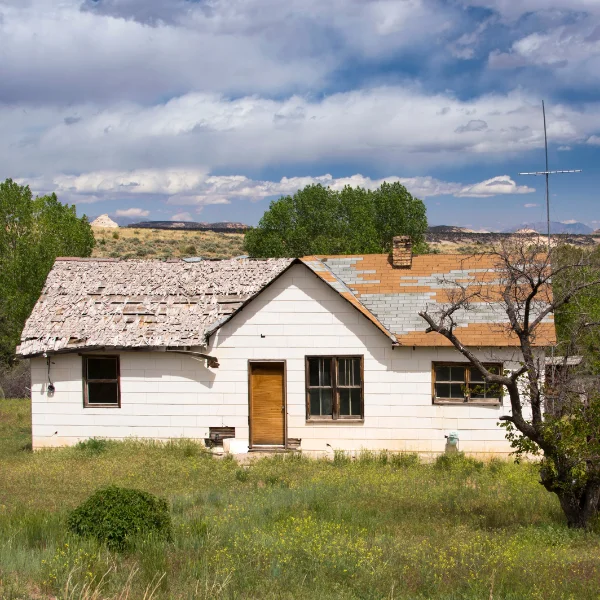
[67,486,172,551]
[74,438,112,455]
[0,360,30,398]
[182,245,197,255]
[434,452,484,473]
[390,452,420,468]
[112,231,119,239]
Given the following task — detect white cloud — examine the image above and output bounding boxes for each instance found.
[561,219,578,224]
[27,169,537,207]
[170,212,193,222]
[557,145,572,151]
[4,87,600,182]
[115,207,150,217]
[587,135,600,145]
[524,203,540,208]
[455,176,535,197]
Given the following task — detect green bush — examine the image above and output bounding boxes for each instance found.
[74,438,112,455]
[67,486,172,551]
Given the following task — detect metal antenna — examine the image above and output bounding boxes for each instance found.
[519,100,582,249]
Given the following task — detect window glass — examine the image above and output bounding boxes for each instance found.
[309,358,331,387]
[435,365,451,381]
[339,388,362,416]
[309,388,333,416]
[88,358,118,380]
[87,382,119,405]
[338,358,361,387]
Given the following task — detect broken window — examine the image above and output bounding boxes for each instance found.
[306,356,363,420]
[83,355,120,407]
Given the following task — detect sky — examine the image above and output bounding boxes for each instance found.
[1,0,600,230]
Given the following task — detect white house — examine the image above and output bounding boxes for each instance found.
[18,238,555,457]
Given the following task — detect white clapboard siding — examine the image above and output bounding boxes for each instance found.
[30,264,535,457]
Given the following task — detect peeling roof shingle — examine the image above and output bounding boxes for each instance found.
[17,257,293,357]
[301,254,555,347]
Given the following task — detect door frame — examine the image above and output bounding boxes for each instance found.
[247,359,287,450]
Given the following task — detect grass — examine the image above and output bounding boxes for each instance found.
[91,228,245,260]
[1,399,600,599]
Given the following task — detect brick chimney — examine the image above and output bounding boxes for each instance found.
[392,236,412,268]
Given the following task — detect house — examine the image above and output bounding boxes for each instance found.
[18,238,556,457]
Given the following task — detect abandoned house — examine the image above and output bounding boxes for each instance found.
[18,238,555,456]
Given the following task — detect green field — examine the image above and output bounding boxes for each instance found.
[1,398,599,599]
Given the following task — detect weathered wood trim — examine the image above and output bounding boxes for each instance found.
[431,360,503,405]
[305,355,364,421]
[82,354,121,408]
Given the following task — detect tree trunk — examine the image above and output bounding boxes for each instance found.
[554,481,600,529]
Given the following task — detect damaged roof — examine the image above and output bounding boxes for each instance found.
[17,257,293,357]
[19,251,556,357]
[302,254,556,347]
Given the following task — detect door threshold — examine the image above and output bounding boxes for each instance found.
[250,445,289,453]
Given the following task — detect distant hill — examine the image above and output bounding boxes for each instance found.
[504,221,593,235]
[127,220,250,232]
[428,225,473,234]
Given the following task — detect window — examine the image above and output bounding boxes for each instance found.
[83,355,120,407]
[306,356,363,420]
[433,362,502,405]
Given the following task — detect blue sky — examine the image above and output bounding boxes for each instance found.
[1,0,600,230]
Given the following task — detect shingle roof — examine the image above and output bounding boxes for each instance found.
[17,257,293,357]
[301,254,555,347]
[19,252,556,357]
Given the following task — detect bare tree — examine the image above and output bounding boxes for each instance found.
[419,239,600,528]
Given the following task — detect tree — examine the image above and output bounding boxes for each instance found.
[0,179,95,362]
[419,239,600,529]
[244,182,428,257]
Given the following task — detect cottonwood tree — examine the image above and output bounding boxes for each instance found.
[244,182,428,258]
[0,179,95,363]
[419,239,600,528]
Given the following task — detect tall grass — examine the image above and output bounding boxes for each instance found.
[1,398,599,599]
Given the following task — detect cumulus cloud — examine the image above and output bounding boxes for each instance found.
[587,135,600,145]
[524,203,540,208]
[4,87,600,181]
[28,169,536,207]
[115,207,150,217]
[455,175,535,198]
[0,0,458,105]
[170,212,194,222]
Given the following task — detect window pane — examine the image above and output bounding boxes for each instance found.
[469,368,485,383]
[88,382,119,405]
[87,358,117,380]
[340,388,362,416]
[309,359,319,387]
[435,366,451,381]
[449,366,465,383]
[435,383,450,398]
[309,389,332,416]
[450,383,465,399]
[337,358,361,387]
[309,358,331,387]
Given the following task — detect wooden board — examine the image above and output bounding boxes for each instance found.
[250,362,285,446]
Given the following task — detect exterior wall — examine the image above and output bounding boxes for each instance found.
[30,264,539,457]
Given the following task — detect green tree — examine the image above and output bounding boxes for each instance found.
[0,179,95,362]
[244,182,428,257]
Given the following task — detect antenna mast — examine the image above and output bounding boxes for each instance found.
[519,101,582,249]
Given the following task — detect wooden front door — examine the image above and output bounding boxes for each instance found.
[249,362,285,447]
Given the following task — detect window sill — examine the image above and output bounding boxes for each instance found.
[433,399,501,407]
[306,418,364,424]
[84,404,121,409]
